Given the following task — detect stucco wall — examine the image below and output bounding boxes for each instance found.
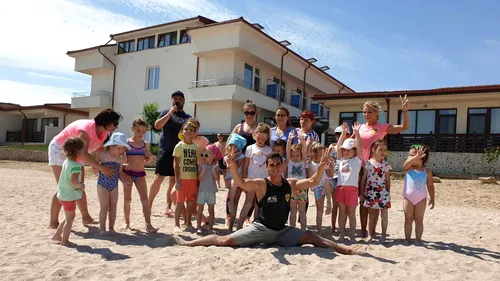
[388,151,500,176]
[0,113,23,143]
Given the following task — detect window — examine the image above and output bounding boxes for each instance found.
[399,109,456,134]
[158,31,178,47]
[467,108,500,134]
[180,30,190,44]
[118,40,135,54]
[340,111,387,127]
[253,68,261,92]
[137,36,155,51]
[311,102,320,117]
[41,118,58,131]
[146,67,160,90]
[273,77,286,102]
[291,89,302,108]
[244,63,254,90]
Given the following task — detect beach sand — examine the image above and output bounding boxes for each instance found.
[0,160,499,280]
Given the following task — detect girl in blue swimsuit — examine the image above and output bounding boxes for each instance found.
[96,132,129,234]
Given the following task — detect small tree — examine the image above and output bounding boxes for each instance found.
[142,102,161,144]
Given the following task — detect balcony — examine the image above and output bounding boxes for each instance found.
[387,133,500,153]
[71,90,112,109]
[189,78,280,113]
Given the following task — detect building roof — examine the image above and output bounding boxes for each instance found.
[66,44,116,55]
[186,17,355,93]
[0,103,88,115]
[312,84,500,100]
[0,102,21,108]
[110,16,216,38]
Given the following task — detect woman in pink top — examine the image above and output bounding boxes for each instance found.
[358,96,410,237]
[48,109,121,229]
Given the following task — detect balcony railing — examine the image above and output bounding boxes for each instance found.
[190,78,271,98]
[6,131,44,143]
[387,133,500,153]
[73,90,112,98]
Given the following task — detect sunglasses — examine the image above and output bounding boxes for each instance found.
[276,114,288,118]
[411,144,423,149]
[200,153,212,158]
[243,111,256,116]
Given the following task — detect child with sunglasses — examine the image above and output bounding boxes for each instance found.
[196,145,222,234]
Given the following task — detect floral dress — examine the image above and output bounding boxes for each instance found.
[363,159,392,209]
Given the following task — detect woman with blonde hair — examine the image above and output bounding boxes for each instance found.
[358,95,410,237]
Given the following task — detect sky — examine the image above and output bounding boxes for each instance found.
[0,0,499,105]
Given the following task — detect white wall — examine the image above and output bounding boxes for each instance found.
[91,69,113,93]
[0,113,23,143]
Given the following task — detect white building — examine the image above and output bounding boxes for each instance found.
[67,16,354,136]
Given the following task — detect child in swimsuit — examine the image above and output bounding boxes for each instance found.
[286,129,309,230]
[122,118,158,233]
[224,134,246,231]
[308,142,329,234]
[96,132,129,234]
[402,144,435,245]
[360,139,392,244]
[52,137,85,246]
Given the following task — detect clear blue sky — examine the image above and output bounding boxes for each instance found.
[1,0,499,105]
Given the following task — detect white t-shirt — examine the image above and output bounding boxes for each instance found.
[309,161,329,188]
[287,160,307,180]
[245,144,272,179]
[337,156,362,187]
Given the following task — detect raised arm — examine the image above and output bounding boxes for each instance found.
[336,122,349,153]
[387,95,410,134]
[352,122,363,159]
[154,107,176,130]
[226,154,263,193]
[198,165,206,181]
[292,149,331,191]
[403,146,426,172]
[286,129,296,163]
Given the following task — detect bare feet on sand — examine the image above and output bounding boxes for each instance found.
[164,209,175,217]
[146,224,159,233]
[49,222,59,229]
[82,217,98,225]
[173,226,183,233]
[51,235,62,243]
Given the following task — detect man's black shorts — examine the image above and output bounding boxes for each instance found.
[155,149,175,177]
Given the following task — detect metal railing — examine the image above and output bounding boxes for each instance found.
[190,77,274,99]
[6,131,44,143]
[387,133,500,153]
[73,90,112,98]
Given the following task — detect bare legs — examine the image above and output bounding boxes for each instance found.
[50,165,94,229]
[237,191,255,230]
[331,189,338,233]
[359,205,369,238]
[197,204,215,233]
[228,184,242,231]
[52,210,76,246]
[124,176,158,233]
[338,203,357,243]
[97,186,118,234]
[149,175,176,215]
[403,198,427,244]
[315,196,325,234]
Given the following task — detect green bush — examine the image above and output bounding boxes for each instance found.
[150,144,159,156]
[483,146,500,163]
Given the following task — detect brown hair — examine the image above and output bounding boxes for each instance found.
[273,139,287,149]
[290,142,303,154]
[243,99,257,112]
[132,118,148,128]
[63,137,85,160]
[370,139,387,159]
[275,106,292,127]
[310,142,325,157]
[253,123,271,146]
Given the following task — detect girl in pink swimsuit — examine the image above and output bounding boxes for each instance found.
[402,144,436,245]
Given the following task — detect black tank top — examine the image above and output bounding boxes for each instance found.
[255,178,292,231]
[238,121,256,154]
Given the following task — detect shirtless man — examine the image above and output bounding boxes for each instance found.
[173,150,366,255]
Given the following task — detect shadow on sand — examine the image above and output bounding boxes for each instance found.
[423,240,500,262]
[74,245,131,261]
[72,226,175,248]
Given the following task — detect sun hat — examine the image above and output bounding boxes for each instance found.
[227,134,247,151]
[341,138,356,150]
[178,121,198,141]
[104,132,131,149]
[206,144,223,161]
[334,126,343,134]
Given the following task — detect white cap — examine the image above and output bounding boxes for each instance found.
[334,126,343,134]
[341,138,356,150]
[104,132,131,149]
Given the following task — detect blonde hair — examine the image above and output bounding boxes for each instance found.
[243,99,257,112]
[363,101,382,114]
[253,123,270,146]
[310,142,325,157]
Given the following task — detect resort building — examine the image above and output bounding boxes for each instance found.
[0,103,88,144]
[67,16,353,138]
[313,85,500,175]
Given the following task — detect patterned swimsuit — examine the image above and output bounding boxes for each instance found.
[97,162,121,192]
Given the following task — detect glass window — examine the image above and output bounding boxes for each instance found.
[468,108,487,134]
[158,31,177,47]
[280,81,286,102]
[244,64,253,89]
[491,109,500,133]
[146,67,160,90]
[311,103,319,117]
[469,109,487,114]
[253,68,261,92]
[401,111,417,134]
[118,40,135,54]
[340,112,355,127]
[438,109,456,134]
[416,110,435,134]
[180,30,190,43]
[138,36,155,51]
[291,89,302,108]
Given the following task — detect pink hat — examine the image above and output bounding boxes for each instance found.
[206,144,223,161]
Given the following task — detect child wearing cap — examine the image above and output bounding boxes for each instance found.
[326,125,344,233]
[336,122,363,244]
[223,133,246,231]
[95,132,129,234]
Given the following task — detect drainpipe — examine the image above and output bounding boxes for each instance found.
[303,63,312,109]
[338,84,345,94]
[98,38,116,109]
[63,111,69,127]
[278,49,289,106]
[385,95,390,124]
[18,109,27,145]
[194,57,199,117]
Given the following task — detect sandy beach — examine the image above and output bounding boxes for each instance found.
[0,160,499,281]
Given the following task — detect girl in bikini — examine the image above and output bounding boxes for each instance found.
[96,132,129,234]
[122,118,158,233]
[402,144,435,245]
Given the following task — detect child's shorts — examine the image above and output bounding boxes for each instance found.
[176,179,198,203]
[336,186,358,207]
[291,189,308,202]
[59,200,76,212]
[312,186,325,200]
[329,178,337,190]
[197,191,216,205]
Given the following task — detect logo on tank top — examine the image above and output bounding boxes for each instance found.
[267,196,278,203]
[285,194,290,202]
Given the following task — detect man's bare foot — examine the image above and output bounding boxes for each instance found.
[347,245,368,255]
[185,225,196,233]
[83,217,98,225]
[49,222,59,229]
[172,236,186,246]
[173,226,183,233]
[146,224,159,233]
[51,235,62,243]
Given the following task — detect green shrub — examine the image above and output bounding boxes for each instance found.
[483,146,500,163]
